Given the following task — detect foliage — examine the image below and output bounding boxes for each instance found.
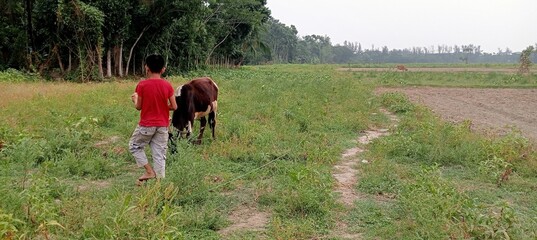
[251,17,298,64]
[0,68,39,82]
[0,208,24,239]
[379,92,415,114]
[1,0,270,80]
[0,1,27,70]
[518,45,535,74]
[399,165,517,239]
[478,156,511,183]
[250,19,532,65]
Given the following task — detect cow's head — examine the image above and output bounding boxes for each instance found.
[171,85,194,138]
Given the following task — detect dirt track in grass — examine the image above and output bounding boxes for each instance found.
[376,87,537,142]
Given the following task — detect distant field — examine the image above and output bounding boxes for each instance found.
[341,63,530,69]
[340,65,537,88]
[339,67,537,73]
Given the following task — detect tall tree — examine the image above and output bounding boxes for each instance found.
[299,35,332,63]
[256,17,298,63]
[205,0,270,66]
[518,45,534,74]
[25,0,35,56]
[90,0,131,77]
[57,0,105,81]
[0,0,26,70]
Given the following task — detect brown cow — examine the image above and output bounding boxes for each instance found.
[396,65,408,71]
[170,77,218,147]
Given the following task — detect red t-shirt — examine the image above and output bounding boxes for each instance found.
[135,78,174,127]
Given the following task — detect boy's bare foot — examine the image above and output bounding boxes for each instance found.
[136,174,155,186]
[136,179,144,186]
[136,165,156,186]
[138,172,156,181]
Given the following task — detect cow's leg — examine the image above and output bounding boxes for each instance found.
[168,127,178,154]
[186,120,193,139]
[209,111,216,139]
[194,117,207,145]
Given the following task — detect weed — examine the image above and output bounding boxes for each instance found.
[380,92,414,114]
[272,163,334,222]
[357,158,402,196]
[0,69,39,82]
[0,209,24,239]
[478,156,512,183]
[397,165,518,238]
[348,199,398,236]
[19,171,67,239]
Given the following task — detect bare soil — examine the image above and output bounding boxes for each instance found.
[218,204,269,238]
[377,87,537,142]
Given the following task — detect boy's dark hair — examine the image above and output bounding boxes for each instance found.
[145,54,165,73]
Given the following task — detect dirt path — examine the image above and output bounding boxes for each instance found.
[377,87,537,142]
[218,203,269,238]
[331,109,398,239]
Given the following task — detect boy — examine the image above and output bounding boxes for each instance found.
[129,54,177,185]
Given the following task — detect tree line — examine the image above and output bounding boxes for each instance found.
[248,18,537,66]
[1,0,269,81]
[1,2,534,81]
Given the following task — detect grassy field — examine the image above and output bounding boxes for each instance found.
[1,65,537,239]
[342,63,537,69]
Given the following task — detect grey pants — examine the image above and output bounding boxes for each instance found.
[129,125,168,178]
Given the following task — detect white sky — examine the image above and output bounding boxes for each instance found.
[266,0,537,53]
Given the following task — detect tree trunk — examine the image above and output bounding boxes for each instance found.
[113,45,118,76]
[106,48,112,77]
[25,0,35,70]
[78,46,85,82]
[25,0,35,52]
[68,49,72,72]
[125,26,149,76]
[97,45,103,79]
[119,43,124,77]
[55,45,64,73]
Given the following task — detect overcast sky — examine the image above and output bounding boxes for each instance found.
[266,0,537,53]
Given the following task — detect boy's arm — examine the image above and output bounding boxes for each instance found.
[169,95,177,110]
[132,92,142,110]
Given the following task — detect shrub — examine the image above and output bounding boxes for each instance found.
[0,68,39,82]
[380,92,414,114]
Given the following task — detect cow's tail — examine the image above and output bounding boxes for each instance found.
[209,78,218,139]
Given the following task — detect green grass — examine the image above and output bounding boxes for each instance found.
[2,64,537,239]
[0,65,375,239]
[351,92,537,239]
[343,63,530,69]
[349,71,537,88]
